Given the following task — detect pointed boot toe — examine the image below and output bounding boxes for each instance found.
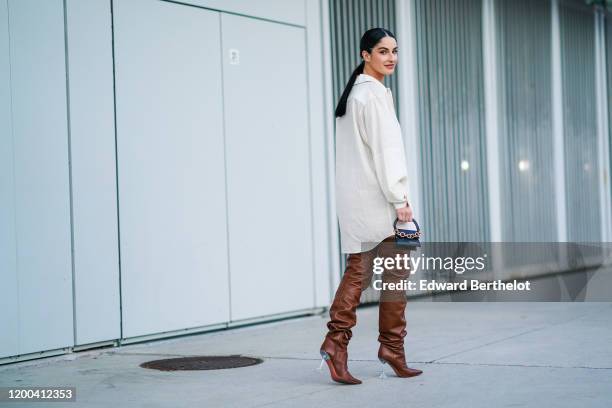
[378,345,423,378]
[320,342,362,385]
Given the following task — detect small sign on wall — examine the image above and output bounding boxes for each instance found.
[229,49,240,65]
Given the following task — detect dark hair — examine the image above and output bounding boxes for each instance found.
[334,28,396,118]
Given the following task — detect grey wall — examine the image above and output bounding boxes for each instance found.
[605,11,612,207]
[1,0,333,362]
[559,0,601,242]
[414,0,490,242]
[327,0,611,305]
[495,0,557,242]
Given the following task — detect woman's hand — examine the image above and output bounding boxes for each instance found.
[396,204,413,223]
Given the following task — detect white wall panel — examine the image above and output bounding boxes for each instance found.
[221,13,314,321]
[65,0,120,346]
[113,0,230,338]
[167,0,306,26]
[0,0,19,359]
[305,0,333,308]
[5,0,74,355]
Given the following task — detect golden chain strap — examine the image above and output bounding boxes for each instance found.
[394,229,422,239]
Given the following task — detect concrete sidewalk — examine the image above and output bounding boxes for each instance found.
[1,302,611,407]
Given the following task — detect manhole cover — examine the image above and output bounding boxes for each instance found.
[140,355,263,371]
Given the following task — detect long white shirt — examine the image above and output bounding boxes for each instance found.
[335,73,411,254]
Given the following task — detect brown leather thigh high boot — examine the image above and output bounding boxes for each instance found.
[377,239,423,378]
[320,250,376,384]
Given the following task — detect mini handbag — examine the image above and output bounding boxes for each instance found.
[394,218,422,248]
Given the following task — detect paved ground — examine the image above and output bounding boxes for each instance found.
[1,301,611,407]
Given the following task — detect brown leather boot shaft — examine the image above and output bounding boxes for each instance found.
[320,250,377,385]
[376,242,423,378]
[378,299,422,377]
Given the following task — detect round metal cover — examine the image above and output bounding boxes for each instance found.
[140,355,263,371]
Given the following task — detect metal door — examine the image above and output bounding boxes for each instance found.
[221,13,315,321]
[113,0,230,337]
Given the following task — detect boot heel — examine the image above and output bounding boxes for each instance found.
[319,348,362,384]
[378,357,388,379]
[317,350,329,371]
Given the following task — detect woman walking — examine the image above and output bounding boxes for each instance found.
[319,28,423,385]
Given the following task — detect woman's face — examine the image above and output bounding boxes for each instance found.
[362,36,398,76]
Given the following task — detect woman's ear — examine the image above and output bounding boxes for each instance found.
[361,50,370,62]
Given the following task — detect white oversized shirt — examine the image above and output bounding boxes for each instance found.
[335,73,411,254]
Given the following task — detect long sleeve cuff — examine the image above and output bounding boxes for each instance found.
[393,201,408,209]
